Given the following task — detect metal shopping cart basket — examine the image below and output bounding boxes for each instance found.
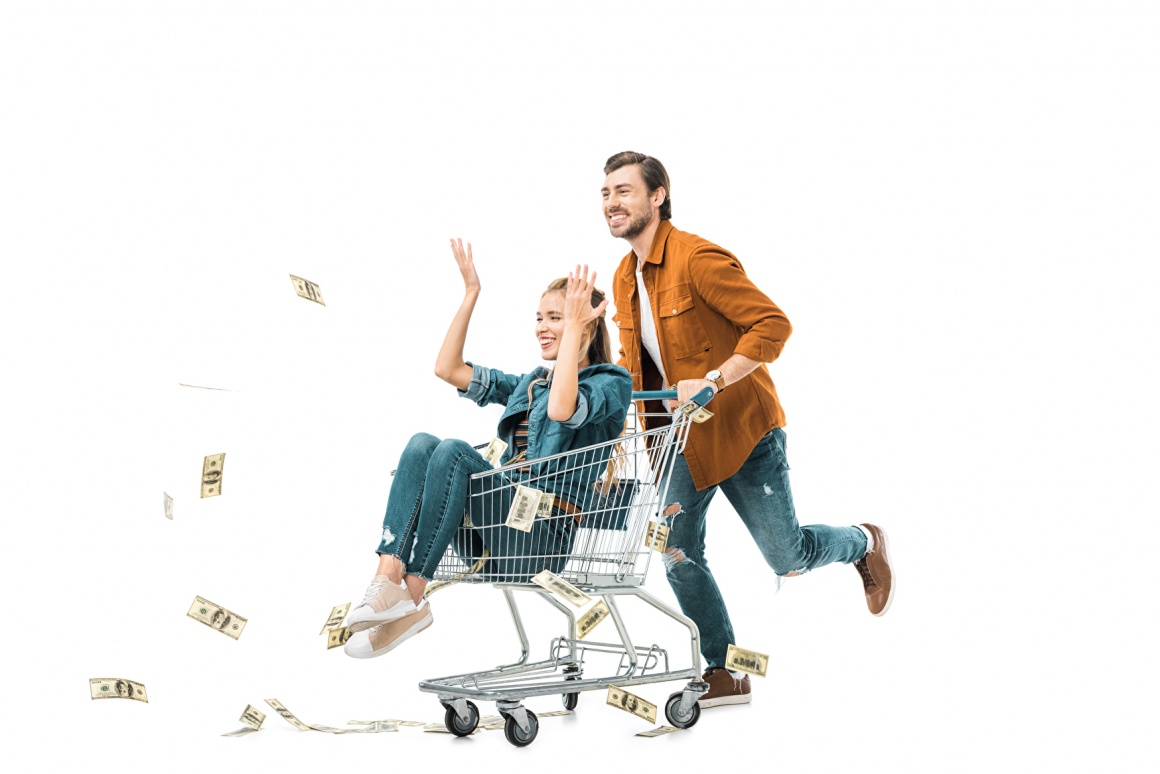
[418,389,714,746]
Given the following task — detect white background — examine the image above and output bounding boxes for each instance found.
[2,1,1158,771]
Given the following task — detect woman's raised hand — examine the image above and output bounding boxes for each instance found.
[563,264,609,326]
[450,238,481,295]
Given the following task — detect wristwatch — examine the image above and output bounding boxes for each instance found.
[705,369,725,393]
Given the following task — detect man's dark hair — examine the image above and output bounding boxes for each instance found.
[604,151,671,221]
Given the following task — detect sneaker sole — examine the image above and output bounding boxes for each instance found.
[873,528,895,617]
[698,693,752,708]
[347,613,433,659]
[347,599,418,633]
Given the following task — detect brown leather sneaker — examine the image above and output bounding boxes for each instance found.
[854,523,894,616]
[669,668,751,709]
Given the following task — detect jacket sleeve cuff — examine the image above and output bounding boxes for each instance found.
[734,339,785,363]
[457,362,491,406]
[558,391,590,429]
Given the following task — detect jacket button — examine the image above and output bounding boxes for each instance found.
[671,308,677,314]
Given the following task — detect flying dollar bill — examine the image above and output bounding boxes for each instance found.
[482,437,507,467]
[606,685,657,724]
[90,678,148,703]
[724,644,769,677]
[531,570,592,608]
[688,407,713,423]
[536,492,555,519]
[576,599,610,640]
[644,521,669,552]
[289,274,326,306]
[505,484,542,532]
[187,596,247,640]
[265,699,314,731]
[200,453,225,498]
[319,603,350,635]
[327,627,352,650]
[163,492,173,520]
[240,705,266,730]
[637,725,682,738]
[221,727,260,737]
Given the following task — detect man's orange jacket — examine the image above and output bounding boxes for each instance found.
[612,220,793,491]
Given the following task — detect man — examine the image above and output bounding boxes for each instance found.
[600,151,894,708]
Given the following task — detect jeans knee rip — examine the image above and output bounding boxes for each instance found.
[762,483,774,496]
[661,546,690,568]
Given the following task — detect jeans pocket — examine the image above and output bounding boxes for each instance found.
[768,428,790,471]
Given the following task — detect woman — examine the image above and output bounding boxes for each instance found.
[344,238,633,659]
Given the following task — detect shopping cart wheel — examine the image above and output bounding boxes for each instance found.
[443,700,480,736]
[664,693,701,729]
[562,692,579,710]
[503,709,539,747]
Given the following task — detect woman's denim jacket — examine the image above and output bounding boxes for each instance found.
[458,361,633,512]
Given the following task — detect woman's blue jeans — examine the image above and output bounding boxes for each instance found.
[377,433,574,581]
[661,427,868,669]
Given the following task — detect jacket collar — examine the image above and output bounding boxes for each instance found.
[620,219,675,286]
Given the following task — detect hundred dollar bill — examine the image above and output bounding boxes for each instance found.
[637,725,682,738]
[531,570,592,608]
[337,721,397,734]
[482,437,507,466]
[724,643,769,677]
[90,677,148,703]
[349,719,423,727]
[688,407,713,424]
[222,726,260,737]
[200,453,225,498]
[424,549,491,598]
[327,626,352,650]
[479,715,505,730]
[289,274,325,306]
[505,484,542,532]
[644,521,669,552]
[240,705,266,729]
[576,599,610,640]
[535,710,574,718]
[265,699,314,731]
[319,603,350,635]
[606,685,657,724]
[536,492,555,519]
[187,596,247,640]
[163,492,173,520]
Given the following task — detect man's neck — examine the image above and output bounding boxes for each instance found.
[629,218,662,270]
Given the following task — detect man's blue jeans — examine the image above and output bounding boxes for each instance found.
[661,427,868,669]
[377,433,574,581]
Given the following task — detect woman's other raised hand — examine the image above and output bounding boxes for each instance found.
[450,238,481,295]
[563,264,608,327]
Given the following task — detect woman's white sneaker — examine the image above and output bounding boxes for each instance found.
[344,602,433,658]
[347,576,417,633]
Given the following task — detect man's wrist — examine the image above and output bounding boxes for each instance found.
[705,369,725,393]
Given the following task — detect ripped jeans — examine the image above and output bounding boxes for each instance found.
[376,433,574,582]
[661,427,868,669]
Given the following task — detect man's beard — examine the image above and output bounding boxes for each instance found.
[609,204,654,241]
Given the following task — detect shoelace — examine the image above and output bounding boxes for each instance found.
[856,560,877,589]
[362,582,389,607]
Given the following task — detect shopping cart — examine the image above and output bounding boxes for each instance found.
[418,389,714,746]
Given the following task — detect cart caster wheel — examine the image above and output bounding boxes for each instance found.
[664,694,701,729]
[503,709,539,747]
[444,700,480,736]
[562,692,579,710]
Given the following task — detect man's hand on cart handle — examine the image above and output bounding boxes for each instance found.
[670,380,717,411]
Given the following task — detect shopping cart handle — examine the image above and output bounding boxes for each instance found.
[631,387,716,406]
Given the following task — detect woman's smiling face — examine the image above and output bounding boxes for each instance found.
[535,291,566,360]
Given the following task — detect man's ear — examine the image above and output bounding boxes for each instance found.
[652,186,667,208]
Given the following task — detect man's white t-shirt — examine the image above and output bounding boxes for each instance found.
[636,269,667,385]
